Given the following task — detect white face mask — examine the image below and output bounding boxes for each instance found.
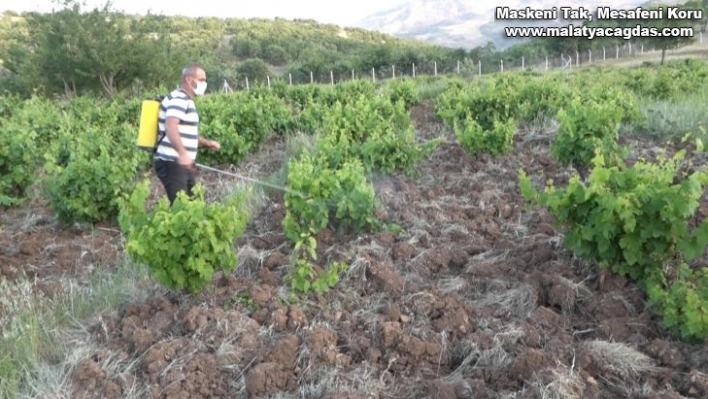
[193,81,207,96]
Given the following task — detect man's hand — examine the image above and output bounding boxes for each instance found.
[205,139,220,150]
[178,152,195,171]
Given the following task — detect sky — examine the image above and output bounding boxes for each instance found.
[1,0,408,27]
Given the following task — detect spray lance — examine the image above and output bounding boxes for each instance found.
[194,163,308,199]
[194,163,365,217]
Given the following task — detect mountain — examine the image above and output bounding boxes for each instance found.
[359,0,666,50]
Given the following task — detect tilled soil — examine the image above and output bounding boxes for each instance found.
[2,101,708,398]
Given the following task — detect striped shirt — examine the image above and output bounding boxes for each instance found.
[154,89,199,161]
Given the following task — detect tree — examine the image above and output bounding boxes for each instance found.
[263,44,288,65]
[640,6,698,64]
[684,0,708,32]
[231,37,261,59]
[469,41,496,61]
[0,11,25,59]
[235,58,269,85]
[4,0,175,97]
[354,44,395,71]
[76,10,139,96]
[29,8,86,96]
[292,44,339,79]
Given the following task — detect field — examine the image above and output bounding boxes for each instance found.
[2,58,708,399]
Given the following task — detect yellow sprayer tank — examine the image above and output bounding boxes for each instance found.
[137,99,161,151]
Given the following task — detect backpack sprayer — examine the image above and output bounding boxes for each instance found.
[137,97,307,198]
[137,97,162,151]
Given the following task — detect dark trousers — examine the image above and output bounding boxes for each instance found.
[154,159,195,205]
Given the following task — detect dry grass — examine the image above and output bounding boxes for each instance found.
[465,249,510,273]
[447,338,514,382]
[463,277,537,321]
[582,340,658,383]
[526,367,587,399]
[0,260,155,398]
[284,321,411,398]
[27,336,147,399]
[447,325,525,388]
[555,275,593,316]
[473,280,538,320]
[438,276,467,294]
[274,362,398,398]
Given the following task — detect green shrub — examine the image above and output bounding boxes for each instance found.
[118,180,251,293]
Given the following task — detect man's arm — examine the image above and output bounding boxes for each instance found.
[165,117,188,156]
[197,136,211,147]
[198,135,220,150]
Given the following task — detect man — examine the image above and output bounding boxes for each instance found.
[154,63,220,205]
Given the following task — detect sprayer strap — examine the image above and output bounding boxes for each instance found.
[153,93,172,154]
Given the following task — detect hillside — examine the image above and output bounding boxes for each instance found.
[0,7,463,97]
[358,0,691,49]
[2,0,704,98]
